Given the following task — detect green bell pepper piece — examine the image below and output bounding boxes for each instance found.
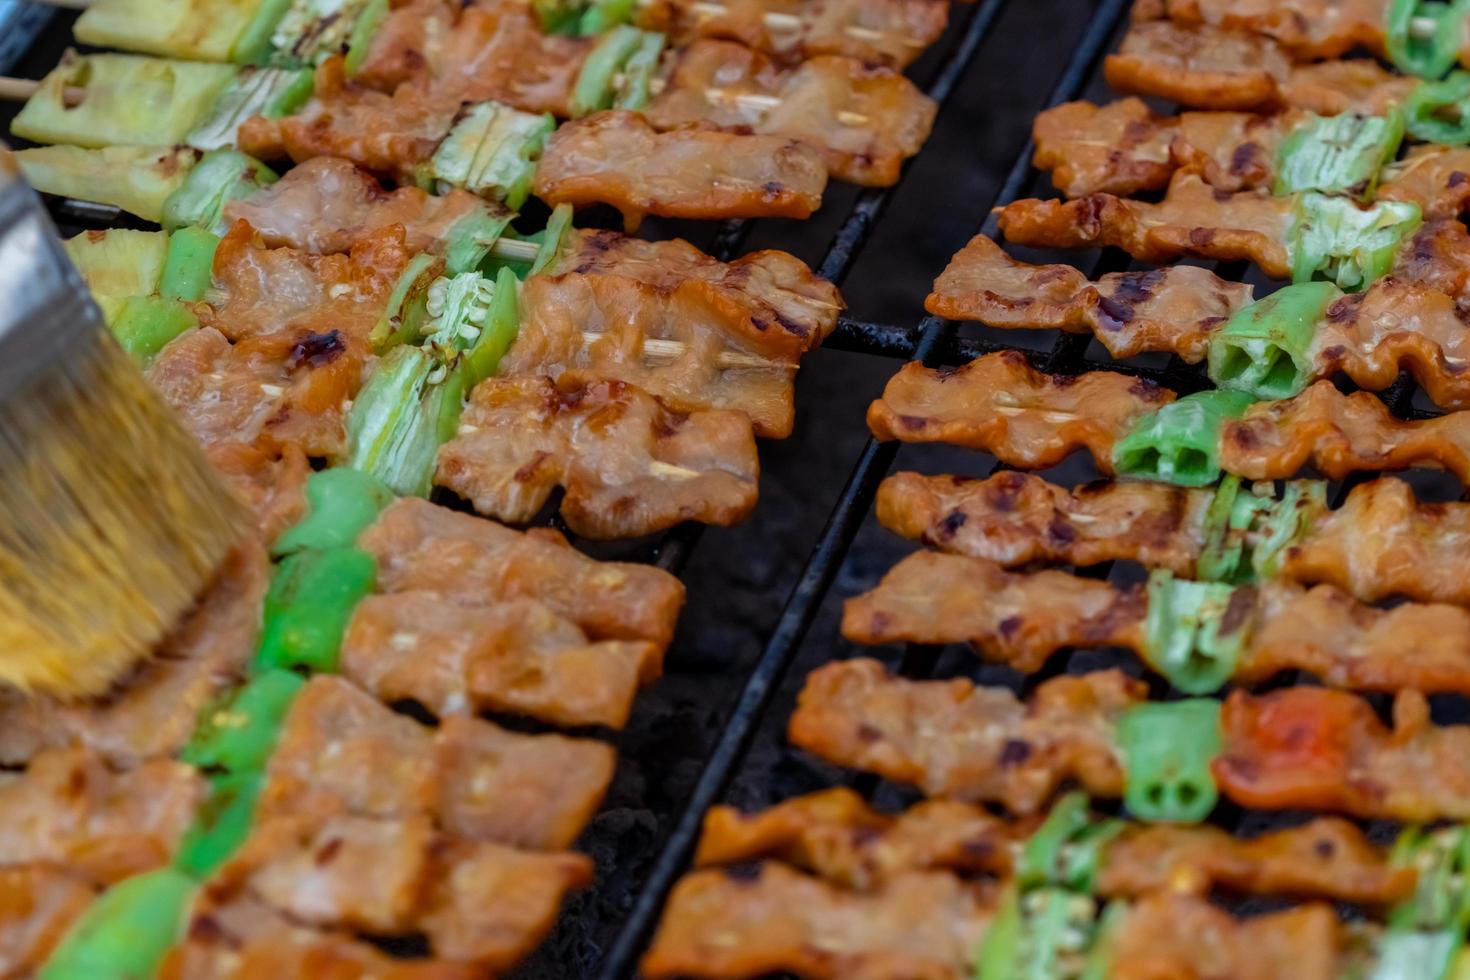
[579,0,636,34]
[161,149,279,235]
[187,66,314,150]
[461,266,521,389]
[344,0,389,74]
[1118,699,1221,824]
[110,296,199,364]
[1195,477,1326,584]
[343,346,465,497]
[1387,0,1470,80]
[614,30,667,110]
[39,868,197,980]
[443,206,514,276]
[1409,71,1470,144]
[370,252,438,351]
[255,547,377,673]
[1288,193,1422,292]
[1207,281,1339,400]
[1019,793,1124,894]
[570,25,647,117]
[1389,826,1470,931]
[232,0,294,64]
[976,885,1102,980]
[1142,570,1250,694]
[172,772,264,879]
[534,0,586,34]
[1275,107,1404,200]
[531,203,576,277]
[181,668,305,774]
[159,226,221,302]
[1079,902,1124,980]
[431,101,555,210]
[1111,389,1256,487]
[1251,480,1326,579]
[272,468,396,558]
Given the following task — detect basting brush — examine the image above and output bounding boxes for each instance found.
[0,147,247,698]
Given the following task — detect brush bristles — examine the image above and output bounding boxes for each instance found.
[0,331,247,699]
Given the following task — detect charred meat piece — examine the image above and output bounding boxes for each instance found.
[534,111,827,228]
[637,0,948,68]
[926,236,1251,361]
[789,658,1142,812]
[646,39,936,186]
[508,270,810,438]
[341,591,659,729]
[223,156,492,255]
[1216,685,1470,821]
[641,863,993,980]
[876,470,1211,573]
[694,787,1014,888]
[435,373,760,539]
[998,172,1295,277]
[359,496,685,648]
[867,351,1175,470]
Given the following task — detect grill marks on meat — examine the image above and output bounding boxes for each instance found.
[1283,477,1470,605]
[1215,685,1470,821]
[788,659,1142,812]
[1221,382,1470,484]
[534,111,828,228]
[359,497,684,649]
[926,236,1251,361]
[209,676,596,966]
[641,862,994,980]
[1034,98,1294,198]
[876,471,1211,573]
[847,549,1470,696]
[436,374,760,539]
[0,541,267,768]
[1110,892,1344,980]
[1104,19,1292,111]
[341,592,659,729]
[694,788,1014,889]
[867,352,1173,471]
[0,748,203,886]
[842,551,1145,673]
[998,172,1295,277]
[645,39,936,186]
[507,271,808,438]
[223,156,492,255]
[637,0,948,68]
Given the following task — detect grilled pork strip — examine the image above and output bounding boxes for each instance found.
[341,591,658,729]
[694,788,1412,904]
[847,550,1470,695]
[926,236,1252,361]
[1216,686,1470,821]
[867,351,1174,470]
[645,39,936,186]
[0,866,97,977]
[998,172,1295,277]
[789,659,1141,812]
[534,111,828,228]
[1134,0,1389,62]
[435,373,760,539]
[875,470,1211,574]
[359,497,685,648]
[641,863,994,980]
[637,0,948,68]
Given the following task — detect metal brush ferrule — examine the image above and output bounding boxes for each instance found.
[0,158,101,403]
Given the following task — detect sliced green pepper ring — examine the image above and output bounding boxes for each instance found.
[1110,389,1256,487]
[1387,0,1470,80]
[172,771,265,879]
[1275,107,1405,200]
[1019,792,1124,894]
[531,202,576,277]
[1287,193,1423,292]
[570,24,649,117]
[1118,699,1222,824]
[181,668,305,774]
[1142,570,1252,695]
[1408,71,1470,144]
[254,547,377,673]
[1207,281,1340,401]
[273,468,397,558]
[976,884,1101,980]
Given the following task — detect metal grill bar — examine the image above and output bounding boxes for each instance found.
[592,1,1132,974]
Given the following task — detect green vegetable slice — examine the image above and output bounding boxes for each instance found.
[1274,107,1404,200]
[159,227,221,302]
[1018,793,1124,895]
[343,346,465,497]
[570,25,648,117]
[1408,71,1470,144]
[110,296,199,364]
[172,772,264,879]
[272,468,396,557]
[15,144,198,224]
[1117,699,1221,824]
[1387,0,1470,79]
[39,868,197,980]
[431,101,556,209]
[1141,570,1250,694]
[181,668,305,774]
[160,149,278,235]
[255,547,377,672]
[1206,281,1339,400]
[1110,389,1256,487]
[187,66,314,150]
[1288,192,1422,291]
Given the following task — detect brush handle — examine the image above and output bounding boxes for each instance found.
[0,153,102,400]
